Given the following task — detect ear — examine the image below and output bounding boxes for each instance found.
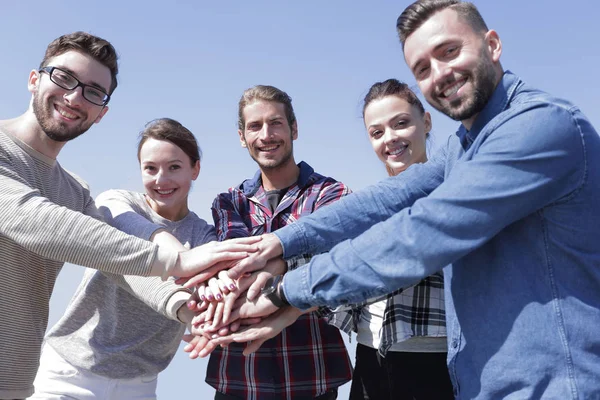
[94,106,109,124]
[28,70,40,94]
[291,121,298,140]
[191,160,201,180]
[423,111,432,135]
[485,30,502,63]
[238,129,247,147]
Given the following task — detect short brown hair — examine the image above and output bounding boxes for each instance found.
[137,118,201,166]
[397,0,488,45]
[39,31,119,94]
[237,85,296,131]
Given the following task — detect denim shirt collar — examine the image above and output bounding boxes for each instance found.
[457,70,521,148]
[238,161,314,197]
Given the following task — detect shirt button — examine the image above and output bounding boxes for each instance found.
[452,339,459,349]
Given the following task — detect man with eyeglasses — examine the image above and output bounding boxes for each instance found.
[0,31,256,400]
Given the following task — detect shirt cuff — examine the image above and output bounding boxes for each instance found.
[166,291,193,322]
[273,223,306,259]
[281,266,314,310]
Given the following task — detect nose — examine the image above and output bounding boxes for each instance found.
[258,123,275,140]
[431,60,452,87]
[62,86,85,107]
[155,168,168,185]
[383,127,398,145]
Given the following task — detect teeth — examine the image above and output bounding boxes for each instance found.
[58,108,77,119]
[156,189,175,195]
[388,145,408,156]
[261,145,278,151]
[443,79,466,97]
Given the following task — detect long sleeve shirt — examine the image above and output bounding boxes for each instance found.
[275,72,600,399]
[207,161,352,400]
[44,189,216,379]
[0,132,176,399]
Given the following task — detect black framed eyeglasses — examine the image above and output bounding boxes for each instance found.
[39,66,111,106]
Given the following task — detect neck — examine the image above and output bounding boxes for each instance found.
[461,114,478,131]
[1,111,65,159]
[462,68,504,131]
[260,159,300,191]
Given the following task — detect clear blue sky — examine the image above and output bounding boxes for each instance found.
[1,1,598,398]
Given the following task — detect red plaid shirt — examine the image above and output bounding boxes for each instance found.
[207,161,352,399]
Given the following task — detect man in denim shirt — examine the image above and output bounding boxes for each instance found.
[214,1,600,399]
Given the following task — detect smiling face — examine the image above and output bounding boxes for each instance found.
[239,100,297,171]
[364,95,431,175]
[29,50,110,142]
[140,138,200,221]
[403,8,502,129]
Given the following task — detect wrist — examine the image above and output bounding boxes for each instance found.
[263,233,284,259]
[151,246,180,280]
[277,277,290,307]
[261,275,288,308]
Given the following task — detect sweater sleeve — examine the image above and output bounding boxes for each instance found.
[95,190,192,320]
[0,155,168,277]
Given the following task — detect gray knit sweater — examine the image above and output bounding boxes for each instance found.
[0,131,175,399]
[45,189,216,379]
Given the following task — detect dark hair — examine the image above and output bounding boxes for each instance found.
[363,79,429,177]
[39,31,119,94]
[363,79,426,118]
[137,118,201,166]
[238,85,296,131]
[397,0,488,45]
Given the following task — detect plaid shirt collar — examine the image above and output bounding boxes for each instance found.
[237,161,315,198]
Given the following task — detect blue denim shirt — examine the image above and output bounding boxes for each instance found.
[276,72,600,399]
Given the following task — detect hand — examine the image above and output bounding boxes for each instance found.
[246,257,287,301]
[211,306,305,355]
[200,270,237,302]
[226,234,283,280]
[191,271,249,329]
[182,317,262,358]
[195,257,287,330]
[175,237,261,286]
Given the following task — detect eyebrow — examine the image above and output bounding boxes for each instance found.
[59,66,110,93]
[246,115,284,126]
[368,112,411,129]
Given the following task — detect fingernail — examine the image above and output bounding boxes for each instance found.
[212,334,219,339]
[229,284,236,290]
[216,294,222,300]
[200,295,206,302]
[207,295,214,301]
[187,301,195,307]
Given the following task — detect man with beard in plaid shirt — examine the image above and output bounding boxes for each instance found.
[206,85,352,400]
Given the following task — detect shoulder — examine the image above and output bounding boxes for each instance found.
[62,167,92,191]
[95,189,143,204]
[212,184,247,208]
[185,212,217,244]
[308,171,351,192]
[483,90,586,155]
